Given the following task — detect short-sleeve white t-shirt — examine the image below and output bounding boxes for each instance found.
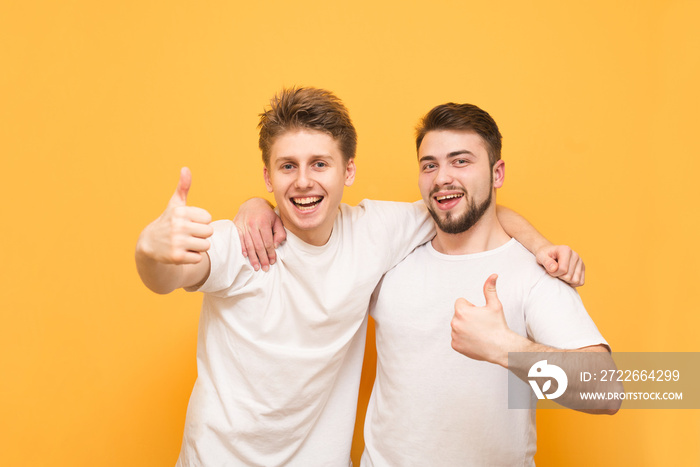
[176,200,433,467]
[362,239,607,467]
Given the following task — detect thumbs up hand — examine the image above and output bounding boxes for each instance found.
[138,167,214,265]
[450,274,516,368]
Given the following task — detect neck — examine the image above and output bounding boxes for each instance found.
[283,214,337,247]
[431,206,511,255]
[291,227,333,246]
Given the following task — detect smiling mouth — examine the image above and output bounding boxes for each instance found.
[291,196,323,211]
[435,193,464,204]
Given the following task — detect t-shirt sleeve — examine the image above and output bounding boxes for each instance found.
[188,219,250,295]
[358,199,435,271]
[524,275,609,350]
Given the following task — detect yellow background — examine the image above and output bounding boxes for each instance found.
[2,1,699,465]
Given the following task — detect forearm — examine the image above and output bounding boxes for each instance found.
[504,336,620,414]
[496,205,550,254]
[501,333,608,369]
[134,230,210,294]
[135,242,190,294]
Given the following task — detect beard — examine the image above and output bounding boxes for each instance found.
[427,185,493,235]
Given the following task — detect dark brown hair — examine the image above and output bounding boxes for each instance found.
[415,103,502,167]
[258,87,357,166]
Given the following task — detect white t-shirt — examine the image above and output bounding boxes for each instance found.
[176,200,433,467]
[362,239,607,467]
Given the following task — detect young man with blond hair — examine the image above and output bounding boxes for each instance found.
[136,87,437,466]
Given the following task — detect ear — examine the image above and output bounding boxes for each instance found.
[344,159,356,187]
[263,166,274,193]
[492,160,505,189]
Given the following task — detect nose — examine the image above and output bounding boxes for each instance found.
[294,166,313,189]
[434,164,453,186]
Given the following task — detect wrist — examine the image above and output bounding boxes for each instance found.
[136,223,160,259]
[244,197,274,208]
[534,240,553,257]
[135,233,151,260]
[499,331,532,369]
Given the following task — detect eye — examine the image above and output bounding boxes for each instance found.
[422,163,437,172]
[281,163,295,170]
[313,161,328,169]
[454,158,469,166]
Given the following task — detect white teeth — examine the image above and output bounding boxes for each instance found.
[294,196,321,205]
[292,196,322,210]
[436,193,463,201]
[293,196,321,205]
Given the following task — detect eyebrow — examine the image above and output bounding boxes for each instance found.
[419,150,474,163]
[447,150,474,158]
[276,156,297,163]
[275,154,331,163]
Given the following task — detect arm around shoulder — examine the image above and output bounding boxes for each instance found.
[496,205,585,287]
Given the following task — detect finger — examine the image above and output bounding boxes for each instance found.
[272,216,287,248]
[450,317,460,334]
[570,269,582,287]
[536,249,558,275]
[236,227,248,258]
[569,255,584,287]
[178,251,207,265]
[243,229,260,271]
[181,237,211,253]
[185,222,214,239]
[250,227,271,272]
[545,258,558,274]
[483,274,500,308]
[565,254,578,284]
[259,224,277,265]
[560,251,579,284]
[169,248,205,265]
[170,167,192,207]
[178,206,212,225]
[455,297,475,310]
[575,255,585,286]
[550,248,570,278]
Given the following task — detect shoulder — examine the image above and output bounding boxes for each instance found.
[487,240,553,301]
[210,218,234,232]
[197,219,255,294]
[339,199,417,214]
[209,219,241,249]
[211,218,234,229]
[501,240,548,278]
[339,199,428,223]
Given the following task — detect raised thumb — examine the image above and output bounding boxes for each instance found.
[483,274,500,307]
[170,167,191,206]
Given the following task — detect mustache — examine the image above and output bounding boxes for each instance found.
[429,185,467,197]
